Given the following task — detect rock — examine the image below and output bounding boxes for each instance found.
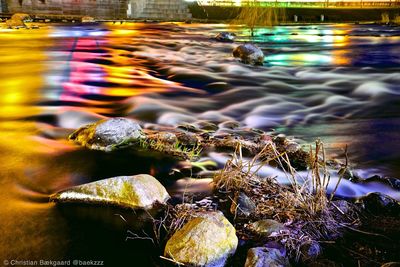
[215,32,236,42]
[273,133,287,144]
[176,123,201,133]
[68,117,145,152]
[219,121,241,130]
[361,192,400,215]
[250,219,285,236]
[233,44,264,65]
[300,241,321,262]
[175,131,200,146]
[81,16,95,23]
[194,121,219,132]
[205,82,231,92]
[164,211,238,267]
[230,192,256,217]
[5,13,31,28]
[245,247,290,267]
[285,141,301,153]
[50,174,170,210]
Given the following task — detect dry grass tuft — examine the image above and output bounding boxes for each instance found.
[152,201,216,246]
[214,140,358,261]
[139,137,202,161]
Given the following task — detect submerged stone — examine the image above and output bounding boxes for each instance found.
[233,44,264,65]
[215,32,236,42]
[245,247,290,267]
[164,211,238,267]
[50,174,170,210]
[69,117,145,152]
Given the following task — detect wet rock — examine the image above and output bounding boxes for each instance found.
[215,32,236,42]
[230,192,256,217]
[361,192,400,214]
[219,121,241,130]
[233,44,264,65]
[175,131,200,146]
[6,13,30,28]
[300,241,322,262]
[285,149,309,171]
[205,82,232,92]
[164,211,238,267]
[245,247,290,267]
[273,133,287,143]
[364,176,400,190]
[285,141,301,153]
[50,174,170,210]
[387,178,400,190]
[176,123,201,133]
[194,121,219,132]
[250,219,285,236]
[68,117,145,152]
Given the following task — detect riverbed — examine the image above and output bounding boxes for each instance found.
[0,22,399,265]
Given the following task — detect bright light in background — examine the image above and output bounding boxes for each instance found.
[188,0,396,7]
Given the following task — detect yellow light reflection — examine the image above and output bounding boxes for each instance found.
[0,26,51,119]
[0,24,71,261]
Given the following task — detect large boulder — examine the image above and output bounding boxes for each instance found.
[245,247,290,267]
[164,211,238,267]
[50,174,170,210]
[233,44,264,65]
[69,117,145,152]
[361,192,400,215]
[6,13,31,28]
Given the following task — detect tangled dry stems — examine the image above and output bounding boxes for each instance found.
[214,140,357,261]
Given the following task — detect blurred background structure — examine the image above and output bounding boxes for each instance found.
[0,0,399,22]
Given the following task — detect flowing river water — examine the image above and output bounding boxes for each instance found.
[0,22,399,265]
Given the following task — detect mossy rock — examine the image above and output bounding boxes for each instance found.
[69,117,145,152]
[50,174,170,210]
[164,212,238,267]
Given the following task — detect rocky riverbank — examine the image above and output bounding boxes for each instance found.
[50,117,400,266]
